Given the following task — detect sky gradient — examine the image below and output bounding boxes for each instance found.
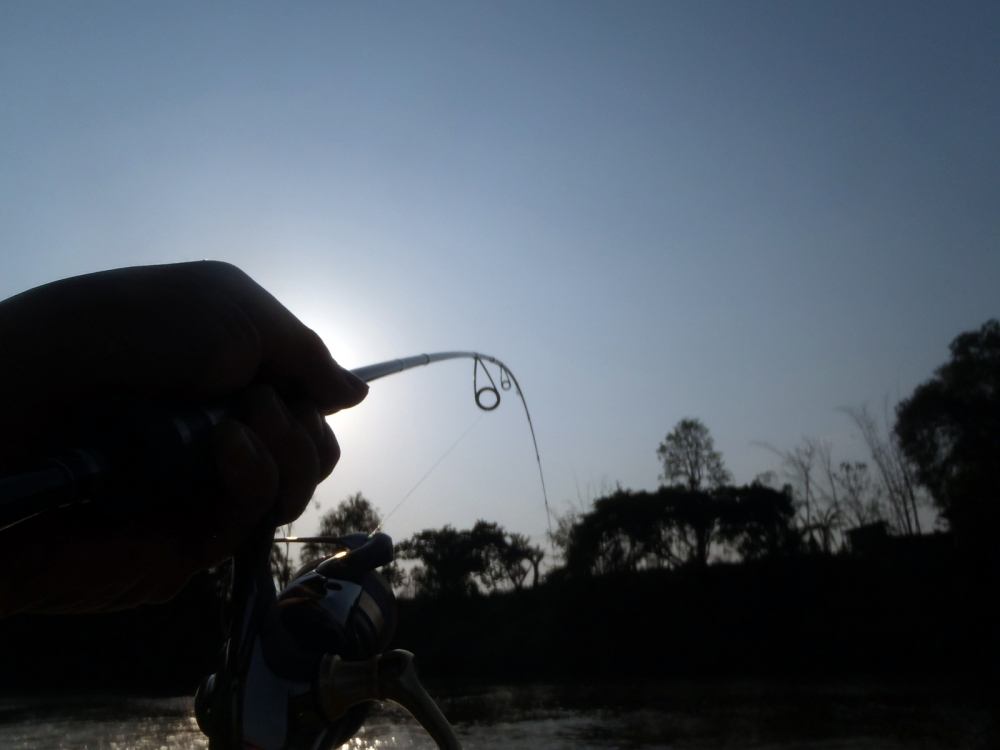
[1,1,997,545]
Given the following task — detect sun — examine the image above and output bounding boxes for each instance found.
[291,303,372,373]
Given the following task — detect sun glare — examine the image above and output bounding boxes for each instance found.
[291,302,371,372]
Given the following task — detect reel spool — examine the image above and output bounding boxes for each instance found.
[195,531,460,749]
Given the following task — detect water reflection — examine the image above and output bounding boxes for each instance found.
[0,682,990,749]
[0,696,208,749]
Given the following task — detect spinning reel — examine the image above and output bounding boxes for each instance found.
[195,529,460,749]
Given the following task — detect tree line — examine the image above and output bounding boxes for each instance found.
[281,318,999,594]
[275,491,545,597]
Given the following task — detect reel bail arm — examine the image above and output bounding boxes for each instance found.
[319,650,461,750]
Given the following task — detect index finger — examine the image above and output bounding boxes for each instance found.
[195,262,369,414]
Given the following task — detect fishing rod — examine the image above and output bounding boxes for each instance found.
[0,351,550,533]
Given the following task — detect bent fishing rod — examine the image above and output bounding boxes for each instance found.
[0,351,550,533]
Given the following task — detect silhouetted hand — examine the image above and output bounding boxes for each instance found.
[0,261,368,614]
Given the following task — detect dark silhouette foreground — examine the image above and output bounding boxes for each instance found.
[0,261,366,615]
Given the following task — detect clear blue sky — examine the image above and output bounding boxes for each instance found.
[2,1,997,545]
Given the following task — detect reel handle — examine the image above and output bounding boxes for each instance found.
[318,650,462,750]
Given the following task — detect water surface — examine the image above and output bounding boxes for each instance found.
[0,682,990,749]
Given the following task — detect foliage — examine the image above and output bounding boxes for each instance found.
[895,319,1000,542]
[842,404,924,535]
[562,483,799,576]
[502,532,546,589]
[661,486,725,567]
[656,418,731,490]
[397,525,481,597]
[716,483,799,560]
[564,488,679,575]
[466,521,509,592]
[397,521,544,597]
[548,507,580,563]
[300,492,382,565]
[470,522,545,591]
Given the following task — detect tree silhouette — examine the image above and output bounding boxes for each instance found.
[564,489,671,575]
[469,522,545,591]
[758,437,840,549]
[895,319,1000,548]
[301,492,382,565]
[504,532,545,589]
[716,483,799,560]
[468,521,509,593]
[398,521,544,596]
[563,487,735,574]
[657,418,731,490]
[659,486,724,567]
[843,404,924,535]
[396,525,487,597]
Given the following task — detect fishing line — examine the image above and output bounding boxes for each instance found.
[502,367,553,539]
[349,352,553,539]
[373,414,485,533]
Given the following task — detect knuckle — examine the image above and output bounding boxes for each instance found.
[196,259,246,281]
